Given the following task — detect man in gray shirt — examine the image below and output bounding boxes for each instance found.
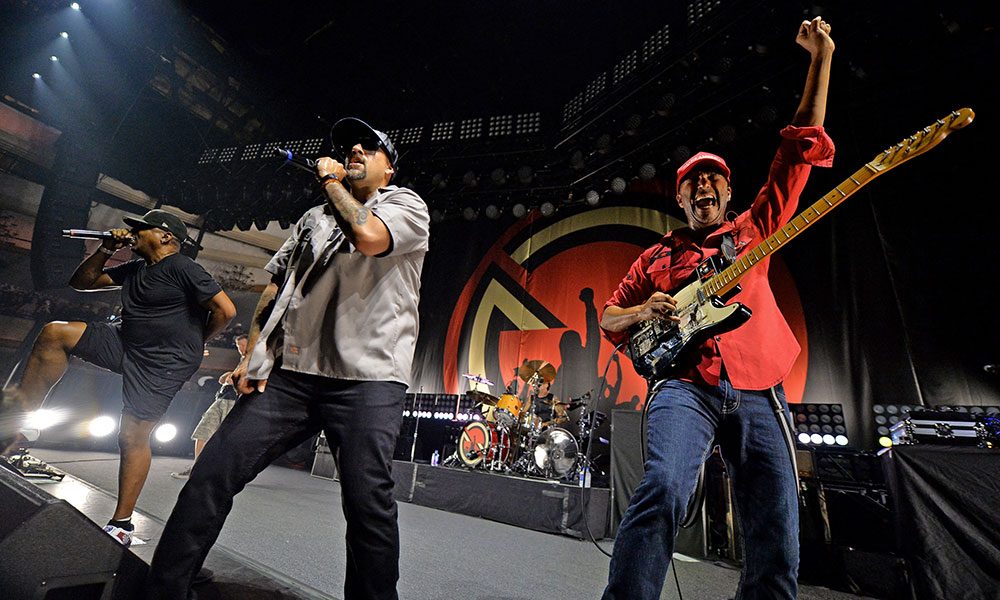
[148,118,429,600]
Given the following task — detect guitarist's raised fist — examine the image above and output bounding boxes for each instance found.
[797,16,834,56]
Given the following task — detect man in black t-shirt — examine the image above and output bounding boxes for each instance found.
[0,209,236,546]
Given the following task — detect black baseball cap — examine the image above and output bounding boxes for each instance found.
[123,209,188,241]
[329,117,399,169]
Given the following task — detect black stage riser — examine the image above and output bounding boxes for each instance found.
[314,457,611,540]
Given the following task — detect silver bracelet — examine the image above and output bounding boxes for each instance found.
[97,246,116,256]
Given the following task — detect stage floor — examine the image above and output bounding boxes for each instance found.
[25,448,877,600]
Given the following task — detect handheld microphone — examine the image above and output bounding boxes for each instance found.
[276,148,316,173]
[62,229,117,240]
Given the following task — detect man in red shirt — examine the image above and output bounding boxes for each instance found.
[600,17,836,600]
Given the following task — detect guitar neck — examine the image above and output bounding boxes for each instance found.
[704,163,880,298]
[702,108,974,297]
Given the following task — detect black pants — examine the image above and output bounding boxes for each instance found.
[147,367,406,600]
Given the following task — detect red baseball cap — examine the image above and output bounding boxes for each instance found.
[676,151,731,191]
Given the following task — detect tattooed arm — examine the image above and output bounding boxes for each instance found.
[315,157,392,256]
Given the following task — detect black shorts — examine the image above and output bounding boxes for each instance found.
[70,322,190,422]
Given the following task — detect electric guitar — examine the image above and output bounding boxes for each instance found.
[627,108,975,381]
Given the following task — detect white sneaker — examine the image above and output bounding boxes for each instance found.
[104,523,133,547]
[170,465,193,479]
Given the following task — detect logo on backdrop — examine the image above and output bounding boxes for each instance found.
[444,206,683,410]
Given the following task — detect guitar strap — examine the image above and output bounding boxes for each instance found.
[720,231,738,265]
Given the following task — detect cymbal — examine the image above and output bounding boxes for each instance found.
[462,373,494,386]
[518,360,556,384]
[467,389,500,406]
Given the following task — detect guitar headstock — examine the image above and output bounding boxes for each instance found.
[867,108,974,173]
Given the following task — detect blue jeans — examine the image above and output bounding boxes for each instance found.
[147,367,406,600]
[603,378,799,600]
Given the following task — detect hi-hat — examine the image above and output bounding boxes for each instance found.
[518,360,556,384]
[462,373,494,386]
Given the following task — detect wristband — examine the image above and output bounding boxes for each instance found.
[97,246,116,256]
[318,173,340,185]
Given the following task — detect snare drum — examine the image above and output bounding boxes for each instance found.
[458,421,510,468]
[494,394,523,428]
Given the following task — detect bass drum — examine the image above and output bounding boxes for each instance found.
[532,427,579,478]
[458,421,510,468]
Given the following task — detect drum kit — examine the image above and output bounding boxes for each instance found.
[448,361,606,482]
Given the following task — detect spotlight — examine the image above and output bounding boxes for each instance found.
[797,432,811,444]
[511,203,527,218]
[516,165,533,185]
[484,204,500,220]
[878,436,893,448]
[70,2,81,10]
[89,416,117,438]
[638,163,656,180]
[539,201,555,217]
[595,134,612,154]
[610,177,627,195]
[32,73,41,79]
[585,190,601,206]
[822,434,836,445]
[624,114,641,135]
[25,409,62,431]
[462,206,478,221]
[835,435,849,446]
[50,55,59,62]
[462,171,478,187]
[490,168,507,186]
[809,433,823,445]
[154,423,177,443]
[60,31,69,39]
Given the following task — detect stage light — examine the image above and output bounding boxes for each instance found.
[809,433,823,445]
[624,114,641,135]
[25,409,63,431]
[638,163,656,180]
[490,168,507,186]
[878,436,893,448]
[70,2,81,10]
[516,165,533,185]
[610,177,627,195]
[431,173,447,189]
[50,55,59,62]
[539,201,555,217]
[797,432,811,444]
[402,410,411,417]
[511,203,527,218]
[430,208,445,223]
[595,134,612,154]
[462,170,478,187]
[835,435,849,446]
[89,416,117,438]
[462,206,478,221]
[32,73,41,79]
[585,190,601,206]
[822,434,836,445]
[60,31,69,39]
[484,204,500,220]
[154,423,177,443]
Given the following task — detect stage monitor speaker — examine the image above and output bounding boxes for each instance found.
[609,409,713,559]
[0,467,147,599]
